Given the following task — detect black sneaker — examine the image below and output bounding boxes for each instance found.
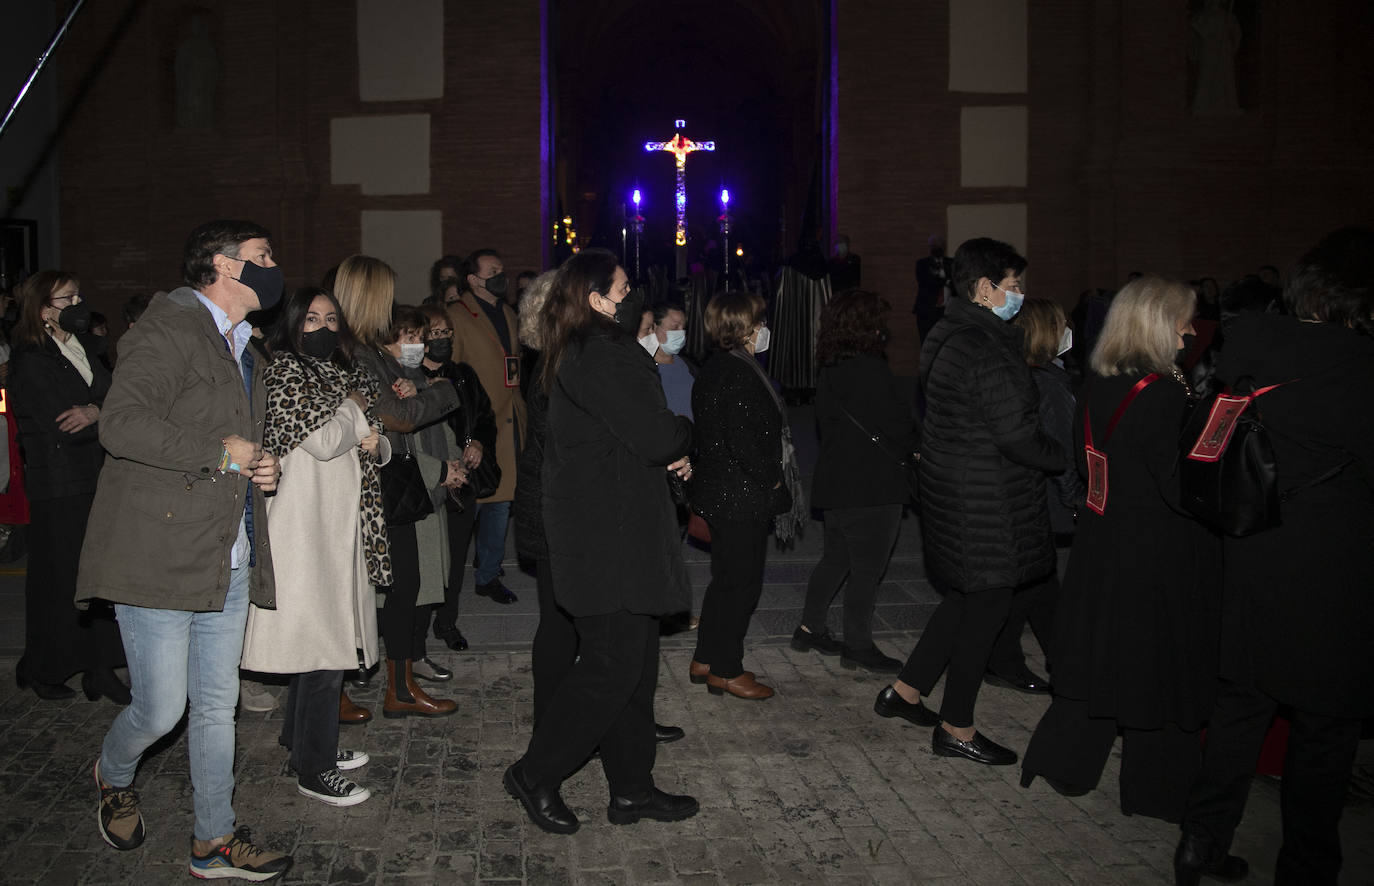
[286,749,369,777]
[297,768,371,807]
[95,761,145,851]
[790,626,843,655]
[188,826,293,880]
[475,578,518,605]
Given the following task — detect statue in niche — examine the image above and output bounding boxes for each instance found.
[175,12,218,129]
[1189,0,1243,116]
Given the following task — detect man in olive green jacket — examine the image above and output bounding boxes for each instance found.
[77,220,293,881]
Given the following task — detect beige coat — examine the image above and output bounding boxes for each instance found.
[241,400,385,672]
[448,291,525,501]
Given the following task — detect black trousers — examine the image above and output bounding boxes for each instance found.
[25,494,124,682]
[1022,695,1200,822]
[379,522,421,660]
[1182,679,1363,885]
[897,585,1012,727]
[521,610,659,798]
[434,494,477,631]
[801,505,902,650]
[693,517,771,679]
[279,669,344,778]
[531,557,579,725]
[988,572,1059,676]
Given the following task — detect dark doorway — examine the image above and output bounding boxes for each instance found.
[550,0,830,278]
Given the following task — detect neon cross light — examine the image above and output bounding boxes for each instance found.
[645,119,714,247]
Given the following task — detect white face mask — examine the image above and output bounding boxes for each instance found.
[1057,327,1073,356]
[637,332,659,356]
[399,342,425,368]
[659,329,686,355]
[753,326,770,354]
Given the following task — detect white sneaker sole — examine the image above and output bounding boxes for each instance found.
[297,783,371,807]
[336,750,369,771]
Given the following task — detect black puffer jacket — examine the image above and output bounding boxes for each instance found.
[917,296,1063,592]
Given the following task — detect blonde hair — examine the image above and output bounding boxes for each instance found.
[1014,296,1067,366]
[1089,275,1196,377]
[517,271,557,350]
[333,254,396,346]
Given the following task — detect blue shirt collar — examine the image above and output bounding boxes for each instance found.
[193,291,251,360]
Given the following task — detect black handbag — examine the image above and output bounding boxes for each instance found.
[1179,378,1350,537]
[836,402,920,503]
[453,373,501,499]
[379,435,435,526]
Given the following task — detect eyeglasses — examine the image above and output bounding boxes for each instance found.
[48,293,80,306]
[428,328,453,339]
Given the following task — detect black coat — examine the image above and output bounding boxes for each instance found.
[916,296,1062,592]
[1052,372,1221,731]
[1218,313,1374,718]
[512,364,548,561]
[543,325,692,617]
[1031,362,1084,535]
[690,349,790,523]
[10,334,111,501]
[810,354,917,509]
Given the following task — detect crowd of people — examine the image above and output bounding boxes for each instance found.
[1,220,1369,884]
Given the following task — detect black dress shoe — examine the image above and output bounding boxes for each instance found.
[841,645,903,673]
[1019,770,1090,797]
[476,579,518,605]
[504,762,579,834]
[790,626,842,655]
[654,723,685,744]
[1174,832,1249,885]
[873,686,940,726]
[16,658,75,701]
[434,623,469,651]
[82,669,132,705]
[607,787,700,825]
[931,725,1018,765]
[985,667,1052,694]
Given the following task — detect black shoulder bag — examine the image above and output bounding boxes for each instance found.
[380,434,435,526]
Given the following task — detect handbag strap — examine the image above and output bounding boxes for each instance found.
[835,401,911,469]
[1084,373,1160,449]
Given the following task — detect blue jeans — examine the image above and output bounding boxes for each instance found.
[100,565,250,841]
[473,500,510,585]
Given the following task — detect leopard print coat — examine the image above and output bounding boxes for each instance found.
[264,351,392,586]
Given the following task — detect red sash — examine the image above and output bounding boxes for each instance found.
[1083,374,1160,516]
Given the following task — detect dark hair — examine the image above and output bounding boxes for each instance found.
[1220,277,1281,318]
[461,248,502,293]
[1284,227,1374,336]
[269,286,358,368]
[182,220,272,289]
[951,237,1027,301]
[416,303,450,331]
[516,270,537,285]
[539,249,619,392]
[704,290,766,350]
[382,304,429,347]
[651,301,686,325]
[122,292,152,325]
[429,255,464,297]
[89,311,108,329]
[1013,296,1067,366]
[815,289,891,365]
[14,269,78,347]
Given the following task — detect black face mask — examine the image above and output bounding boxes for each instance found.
[1176,332,1196,365]
[56,301,92,335]
[425,338,453,363]
[228,258,284,311]
[606,288,644,333]
[301,327,337,360]
[481,274,509,298]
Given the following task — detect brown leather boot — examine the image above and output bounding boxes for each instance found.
[383,660,458,719]
[706,672,774,700]
[339,689,372,725]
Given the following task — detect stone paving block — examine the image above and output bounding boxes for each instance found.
[479,837,523,880]
[325,847,379,884]
[710,838,776,884]
[576,868,630,885]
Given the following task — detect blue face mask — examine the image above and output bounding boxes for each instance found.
[991,287,1024,321]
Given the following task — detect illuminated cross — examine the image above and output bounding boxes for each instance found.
[645,118,714,251]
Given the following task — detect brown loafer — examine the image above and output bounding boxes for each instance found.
[339,690,372,725]
[706,672,774,700]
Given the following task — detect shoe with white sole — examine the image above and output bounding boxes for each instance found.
[297,767,371,808]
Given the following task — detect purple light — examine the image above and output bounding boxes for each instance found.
[720,188,730,206]
[632,189,641,206]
